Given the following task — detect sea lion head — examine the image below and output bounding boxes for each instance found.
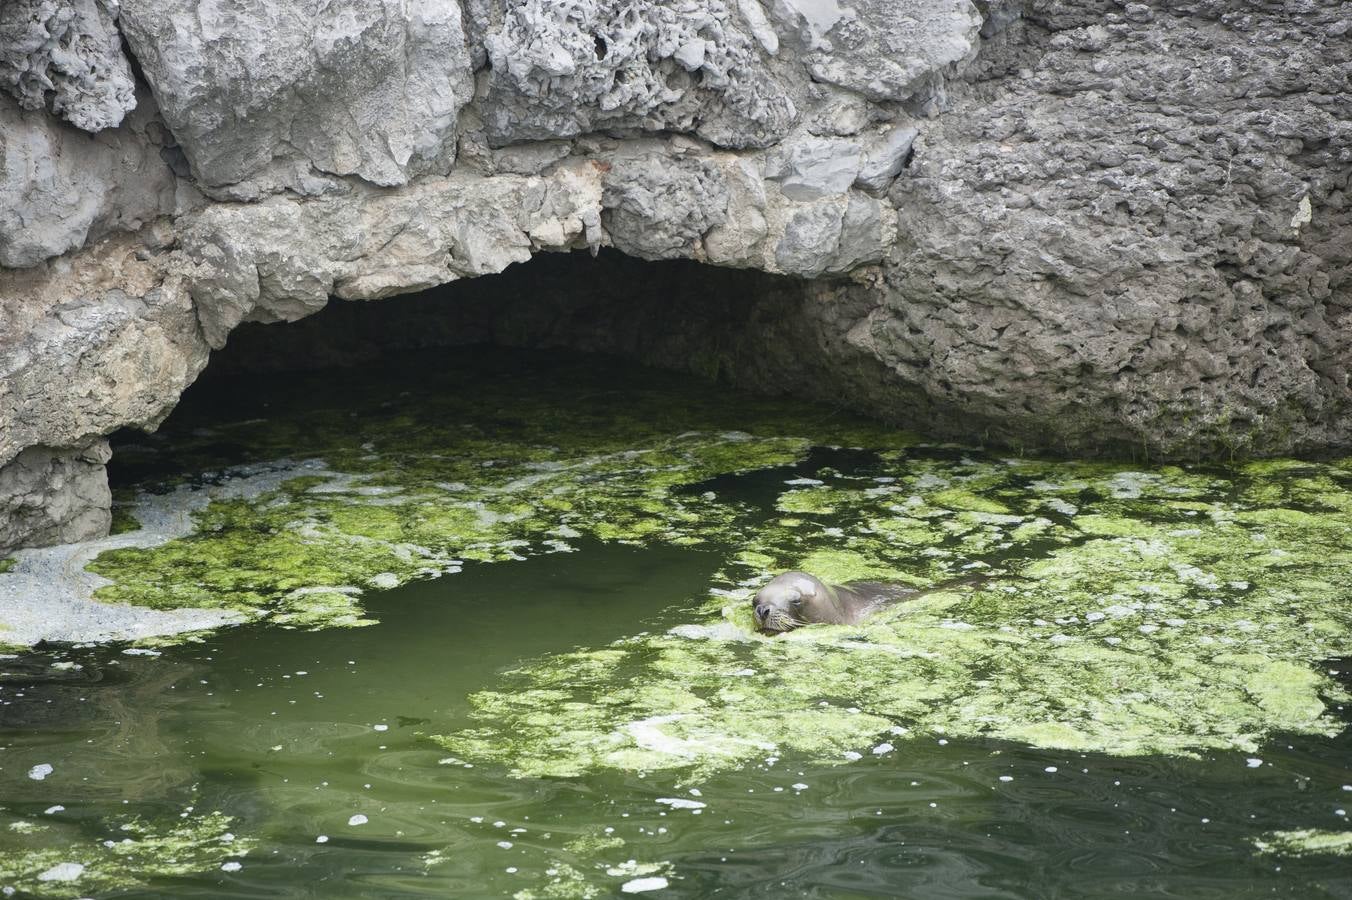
[752,571,828,633]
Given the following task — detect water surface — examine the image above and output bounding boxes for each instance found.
[2,350,1350,898]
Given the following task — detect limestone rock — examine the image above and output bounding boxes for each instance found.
[602,153,730,259]
[0,0,136,131]
[0,441,111,554]
[475,0,798,149]
[854,124,919,194]
[0,88,178,268]
[774,197,847,275]
[765,134,862,201]
[181,164,609,345]
[0,0,1350,561]
[0,237,210,472]
[974,0,1022,38]
[119,0,474,196]
[702,157,770,268]
[769,192,892,277]
[776,0,982,103]
[874,1,1352,455]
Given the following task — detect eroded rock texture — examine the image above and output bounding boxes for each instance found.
[0,441,112,551]
[0,0,136,131]
[0,87,180,267]
[0,0,1348,553]
[0,236,210,489]
[473,0,799,149]
[876,0,1352,455]
[119,0,474,197]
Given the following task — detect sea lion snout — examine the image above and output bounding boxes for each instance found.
[752,572,820,633]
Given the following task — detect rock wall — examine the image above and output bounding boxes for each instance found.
[0,0,1348,553]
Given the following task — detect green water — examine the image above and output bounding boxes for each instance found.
[2,350,1352,897]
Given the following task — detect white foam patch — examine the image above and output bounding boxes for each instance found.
[667,622,750,642]
[0,460,337,645]
[621,876,670,893]
[656,798,707,810]
[621,714,775,760]
[36,863,84,882]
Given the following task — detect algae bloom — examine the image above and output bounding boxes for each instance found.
[437,452,1352,778]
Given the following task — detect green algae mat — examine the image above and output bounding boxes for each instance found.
[2,349,1351,898]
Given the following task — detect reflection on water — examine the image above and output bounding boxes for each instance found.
[3,542,1351,898]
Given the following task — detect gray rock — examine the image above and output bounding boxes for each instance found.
[119,0,474,195]
[0,237,210,472]
[491,141,574,176]
[0,441,111,554]
[854,124,919,194]
[776,0,982,102]
[703,156,769,267]
[765,134,862,201]
[476,0,798,150]
[737,0,779,54]
[833,192,890,272]
[180,164,611,344]
[771,189,893,276]
[774,197,845,276]
[0,0,135,131]
[602,153,730,258]
[0,88,178,268]
[873,0,1352,456]
[974,0,1022,38]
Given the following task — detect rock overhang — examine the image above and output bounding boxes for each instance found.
[0,0,1348,556]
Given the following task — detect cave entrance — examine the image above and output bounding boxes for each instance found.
[193,250,815,386]
[93,250,909,634]
[105,249,889,495]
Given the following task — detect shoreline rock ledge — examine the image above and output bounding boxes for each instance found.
[1,0,1349,554]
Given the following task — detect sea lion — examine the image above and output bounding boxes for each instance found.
[751,571,917,633]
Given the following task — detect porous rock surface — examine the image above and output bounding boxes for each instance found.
[471,0,800,149]
[0,0,136,131]
[0,0,1348,556]
[0,86,181,267]
[0,440,112,553]
[118,0,475,197]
